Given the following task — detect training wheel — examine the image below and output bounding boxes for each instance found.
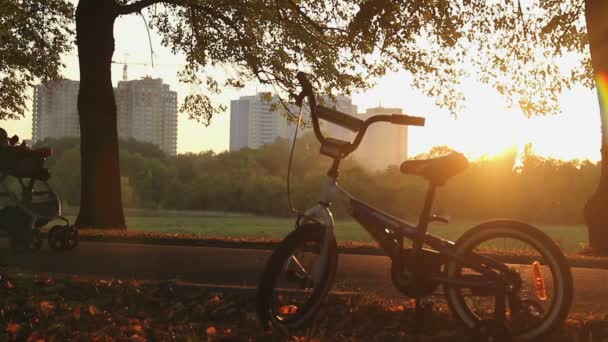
[65,227,79,250]
[48,225,67,251]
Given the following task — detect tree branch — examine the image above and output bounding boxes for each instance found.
[115,0,165,15]
[284,0,345,33]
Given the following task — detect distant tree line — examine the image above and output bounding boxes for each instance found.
[35,136,599,225]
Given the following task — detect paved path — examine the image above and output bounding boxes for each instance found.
[2,240,607,314]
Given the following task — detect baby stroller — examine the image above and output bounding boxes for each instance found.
[0,139,77,252]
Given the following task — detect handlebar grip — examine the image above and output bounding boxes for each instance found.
[390,115,425,126]
[297,72,313,95]
[317,105,364,132]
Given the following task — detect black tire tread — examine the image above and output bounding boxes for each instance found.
[256,224,337,330]
[445,219,573,340]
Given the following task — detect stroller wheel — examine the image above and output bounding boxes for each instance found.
[28,230,43,251]
[48,225,67,251]
[66,227,79,250]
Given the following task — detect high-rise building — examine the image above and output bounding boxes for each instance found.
[33,78,178,156]
[353,106,408,171]
[32,80,80,142]
[230,93,309,151]
[115,77,178,155]
[229,93,357,151]
[319,95,358,141]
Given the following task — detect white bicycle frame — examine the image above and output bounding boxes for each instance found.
[296,176,353,285]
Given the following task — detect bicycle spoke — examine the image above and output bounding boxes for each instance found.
[289,254,311,278]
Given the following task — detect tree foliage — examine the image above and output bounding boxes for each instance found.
[0,0,74,119]
[123,0,467,121]
[111,0,591,121]
[460,0,591,116]
[41,136,599,225]
[0,1,592,120]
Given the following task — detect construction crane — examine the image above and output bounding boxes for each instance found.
[111,52,187,81]
[111,59,153,81]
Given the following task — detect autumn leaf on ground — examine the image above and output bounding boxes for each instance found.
[90,333,116,342]
[26,331,46,342]
[279,305,298,315]
[129,334,147,342]
[205,326,217,336]
[73,303,83,320]
[89,304,100,316]
[39,300,55,315]
[387,304,405,312]
[131,324,144,334]
[6,322,21,337]
[565,318,583,328]
[292,337,321,342]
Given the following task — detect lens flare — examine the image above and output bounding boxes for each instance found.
[597,72,608,137]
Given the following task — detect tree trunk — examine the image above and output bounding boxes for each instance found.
[584,0,608,251]
[75,0,125,229]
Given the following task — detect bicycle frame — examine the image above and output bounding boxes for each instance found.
[299,174,512,293]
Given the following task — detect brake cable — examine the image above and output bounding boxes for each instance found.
[286,104,304,215]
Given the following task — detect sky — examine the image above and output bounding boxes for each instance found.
[3,11,603,162]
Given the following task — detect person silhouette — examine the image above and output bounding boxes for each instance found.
[0,128,51,180]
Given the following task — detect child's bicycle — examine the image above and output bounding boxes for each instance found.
[256,72,573,340]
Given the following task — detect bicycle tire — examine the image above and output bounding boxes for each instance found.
[445,220,573,340]
[257,223,338,330]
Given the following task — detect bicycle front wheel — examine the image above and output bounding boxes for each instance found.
[257,224,338,330]
[445,220,573,340]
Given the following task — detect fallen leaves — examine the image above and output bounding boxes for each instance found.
[6,321,21,337]
[73,304,82,320]
[386,304,405,312]
[279,305,299,315]
[0,272,605,341]
[39,301,55,316]
[210,295,221,304]
[26,331,47,342]
[205,325,217,336]
[88,304,100,316]
[0,273,259,341]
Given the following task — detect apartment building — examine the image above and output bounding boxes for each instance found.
[33,78,178,156]
[229,93,357,151]
[32,80,80,142]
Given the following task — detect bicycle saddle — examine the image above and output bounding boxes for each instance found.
[400,152,469,185]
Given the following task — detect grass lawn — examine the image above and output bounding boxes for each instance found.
[65,212,588,253]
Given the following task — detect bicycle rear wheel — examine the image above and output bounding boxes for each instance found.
[257,224,337,330]
[445,220,573,340]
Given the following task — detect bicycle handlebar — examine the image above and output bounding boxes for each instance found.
[295,72,425,154]
[389,114,426,126]
[316,105,364,132]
